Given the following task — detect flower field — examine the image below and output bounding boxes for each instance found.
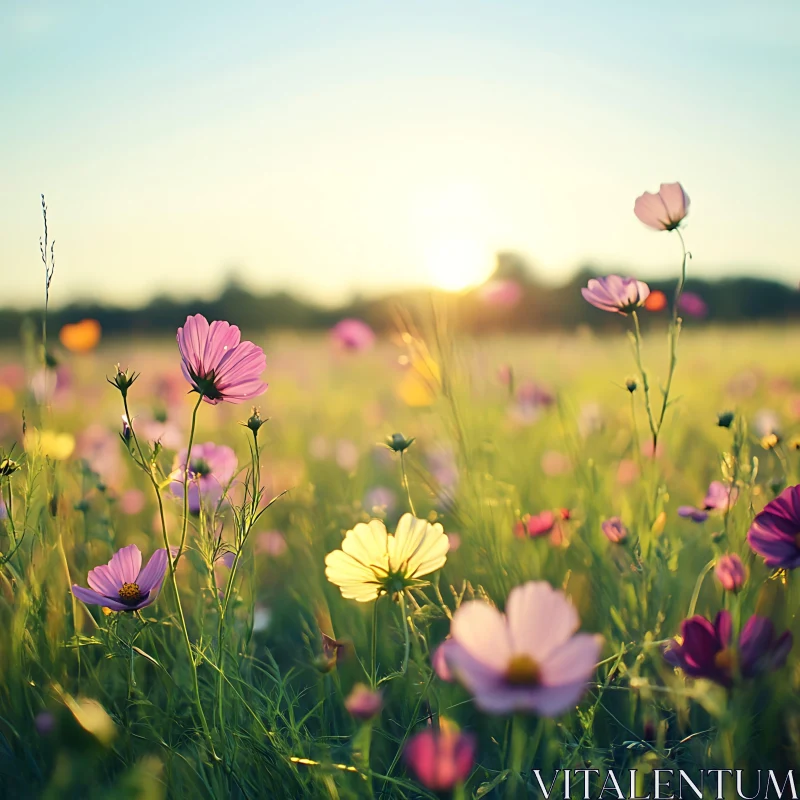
[2,192,800,799]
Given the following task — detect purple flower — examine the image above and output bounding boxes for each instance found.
[678,292,708,319]
[170,442,238,514]
[331,318,375,351]
[678,506,709,522]
[71,544,168,612]
[715,554,747,592]
[344,684,383,720]
[679,481,737,522]
[442,581,602,715]
[404,725,476,792]
[581,275,650,315]
[478,279,523,307]
[747,484,800,569]
[634,182,690,231]
[177,314,267,405]
[664,611,792,687]
[363,486,397,516]
[510,381,554,424]
[601,517,628,544]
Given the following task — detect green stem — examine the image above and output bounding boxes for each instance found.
[400,450,417,517]
[630,311,657,445]
[370,598,379,688]
[122,394,218,760]
[400,591,411,675]
[687,558,717,618]
[179,394,204,561]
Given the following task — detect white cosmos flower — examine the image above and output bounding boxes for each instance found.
[325,513,449,602]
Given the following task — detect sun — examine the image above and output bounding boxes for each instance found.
[423,233,495,292]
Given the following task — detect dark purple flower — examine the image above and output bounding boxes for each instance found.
[664,610,792,687]
[678,292,708,318]
[177,314,267,405]
[581,275,650,315]
[747,484,800,569]
[71,544,168,612]
[677,506,709,523]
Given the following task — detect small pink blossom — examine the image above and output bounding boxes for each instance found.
[478,279,523,307]
[331,318,375,351]
[678,292,708,319]
[601,517,628,544]
[256,530,287,557]
[715,554,747,592]
[344,684,383,720]
[119,489,146,516]
[581,276,650,315]
[404,725,476,792]
[634,182,689,231]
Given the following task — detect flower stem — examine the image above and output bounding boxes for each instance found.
[687,558,717,618]
[399,591,411,675]
[370,598,379,688]
[399,450,417,517]
[122,394,218,760]
[630,311,657,445]
[178,394,204,561]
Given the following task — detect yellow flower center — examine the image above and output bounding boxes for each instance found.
[505,654,542,685]
[118,582,142,603]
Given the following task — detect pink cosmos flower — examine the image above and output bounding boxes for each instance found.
[514,511,555,539]
[170,442,238,514]
[678,292,708,319]
[71,544,168,612]
[119,489,146,516]
[177,314,267,405]
[331,318,375,351]
[404,726,476,792]
[679,481,738,522]
[634,182,690,231]
[715,554,747,592]
[478,279,523,307]
[601,517,628,544]
[747,484,800,570]
[344,684,383,720]
[442,581,602,715]
[581,276,650,315]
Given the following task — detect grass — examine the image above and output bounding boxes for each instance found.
[1,319,800,799]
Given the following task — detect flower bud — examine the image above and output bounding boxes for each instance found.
[716,411,735,429]
[107,365,138,398]
[344,684,383,720]
[0,457,20,477]
[245,407,267,435]
[385,433,415,453]
[715,554,747,592]
[601,516,628,543]
[625,378,638,393]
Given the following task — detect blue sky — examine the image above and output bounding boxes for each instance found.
[2,0,798,307]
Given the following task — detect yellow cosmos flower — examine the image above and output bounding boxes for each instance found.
[325,513,449,602]
[25,429,75,460]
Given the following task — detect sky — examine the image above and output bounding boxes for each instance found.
[2,0,799,308]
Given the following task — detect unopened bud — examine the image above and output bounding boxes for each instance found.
[107,365,139,398]
[716,411,735,429]
[385,433,415,453]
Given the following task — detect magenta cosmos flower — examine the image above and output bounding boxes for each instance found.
[678,291,708,319]
[330,318,375,351]
[404,726,476,792]
[601,517,628,544]
[715,554,747,592]
[663,611,792,687]
[177,314,267,405]
[344,684,383,720]
[441,581,601,715]
[170,442,238,514]
[634,182,690,231]
[581,275,650,315]
[71,544,168,612]
[748,484,800,570]
[514,511,555,539]
[678,480,738,523]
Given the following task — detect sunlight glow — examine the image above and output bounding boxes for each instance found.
[423,233,495,292]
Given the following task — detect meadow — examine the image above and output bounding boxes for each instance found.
[2,300,800,800]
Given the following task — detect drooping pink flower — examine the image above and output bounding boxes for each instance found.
[634,182,690,231]
[331,318,375,351]
[170,442,238,514]
[478,279,523,307]
[601,517,628,544]
[71,544,168,612]
[177,314,267,405]
[663,611,791,687]
[442,581,602,715]
[404,725,476,792]
[344,684,383,720]
[747,484,800,570]
[715,554,747,592]
[581,276,650,315]
[678,292,708,319]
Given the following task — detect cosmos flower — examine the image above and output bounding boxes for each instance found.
[510,381,555,425]
[581,276,650,315]
[747,484,800,570]
[404,724,476,792]
[715,554,747,592]
[442,581,602,715]
[324,514,449,602]
[177,314,267,405]
[59,319,102,353]
[634,182,690,231]
[679,481,738,522]
[678,292,708,319]
[514,511,555,539]
[170,442,238,514]
[663,611,792,687]
[601,517,628,544]
[330,318,375,351]
[344,684,383,720]
[71,544,168,612]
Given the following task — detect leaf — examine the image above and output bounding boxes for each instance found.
[474,770,510,798]
[132,646,164,671]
